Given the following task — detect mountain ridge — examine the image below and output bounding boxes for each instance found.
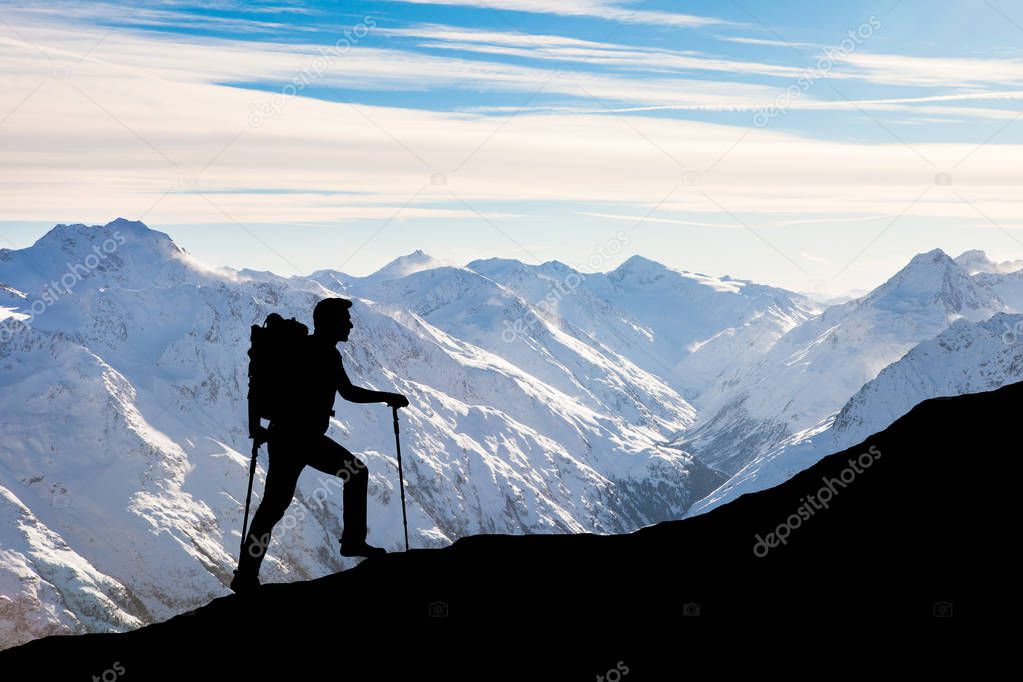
[688,311,1023,516]
[681,244,1011,475]
[2,379,1010,674]
[2,218,1017,650]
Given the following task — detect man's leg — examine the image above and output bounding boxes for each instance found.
[234,438,304,588]
[305,436,382,555]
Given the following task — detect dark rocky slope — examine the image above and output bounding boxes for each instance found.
[4,381,1009,677]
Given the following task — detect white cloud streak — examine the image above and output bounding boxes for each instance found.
[380,24,810,79]
[387,0,738,29]
[0,10,1020,248]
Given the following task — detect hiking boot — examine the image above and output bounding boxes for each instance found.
[339,539,387,558]
[230,569,260,594]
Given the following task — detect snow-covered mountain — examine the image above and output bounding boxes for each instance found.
[1,218,749,648]
[681,249,1008,475]
[954,249,1023,276]
[309,249,453,290]
[688,311,1023,516]
[3,217,1018,650]
[467,255,821,398]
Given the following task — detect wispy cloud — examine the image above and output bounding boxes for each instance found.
[0,21,789,112]
[566,90,1023,115]
[582,212,737,228]
[388,0,739,29]
[714,35,819,49]
[0,16,1020,228]
[3,1,321,35]
[775,214,893,226]
[381,24,807,79]
[800,251,830,264]
[2,1,1023,288]
[836,51,1023,88]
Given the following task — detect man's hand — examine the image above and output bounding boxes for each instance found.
[384,392,410,409]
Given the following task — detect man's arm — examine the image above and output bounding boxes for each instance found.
[337,361,409,407]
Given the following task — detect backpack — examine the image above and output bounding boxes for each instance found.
[247,313,309,437]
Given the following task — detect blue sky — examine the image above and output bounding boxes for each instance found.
[1,0,1021,292]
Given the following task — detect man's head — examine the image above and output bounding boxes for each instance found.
[313,297,354,342]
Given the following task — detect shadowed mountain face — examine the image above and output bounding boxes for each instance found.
[687,311,1023,516]
[2,382,1007,676]
[683,249,1011,475]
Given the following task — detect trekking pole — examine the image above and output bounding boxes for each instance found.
[392,406,410,551]
[239,441,259,559]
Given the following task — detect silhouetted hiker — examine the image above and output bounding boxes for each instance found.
[231,297,409,593]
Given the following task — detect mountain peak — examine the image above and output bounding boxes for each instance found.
[4,218,196,294]
[399,249,431,261]
[609,254,754,295]
[104,217,149,231]
[538,259,575,272]
[369,250,450,281]
[608,254,671,283]
[616,254,665,273]
[908,247,952,265]
[957,248,988,260]
[955,249,1023,275]
[40,218,174,248]
[864,248,1001,315]
[884,248,956,280]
